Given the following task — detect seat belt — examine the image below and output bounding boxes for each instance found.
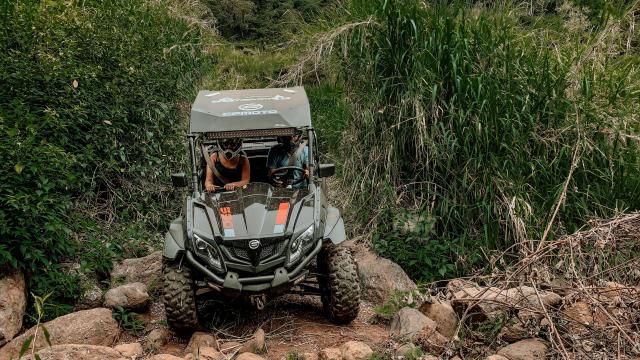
[287,141,307,167]
[201,144,230,185]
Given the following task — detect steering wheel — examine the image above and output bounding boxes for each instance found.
[269,166,306,187]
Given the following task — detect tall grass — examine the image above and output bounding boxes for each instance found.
[334,0,640,280]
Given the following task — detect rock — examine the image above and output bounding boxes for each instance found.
[235,353,265,360]
[184,354,196,360]
[76,283,104,311]
[220,341,242,352]
[111,251,162,286]
[390,308,436,341]
[186,331,218,354]
[0,269,26,346]
[395,343,418,358]
[357,250,417,304]
[452,286,561,322]
[0,308,119,359]
[146,328,170,349]
[415,329,448,354]
[418,356,438,360]
[114,342,143,358]
[486,356,510,360]
[198,346,224,360]
[498,322,530,343]
[302,352,318,360]
[446,279,480,294]
[104,282,150,311]
[418,301,458,339]
[340,341,373,360]
[319,347,342,360]
[239,328,266,354]
[562,300,608,335]
[22,344,125,360]
[497,338,548,360]
[147,355,184,360]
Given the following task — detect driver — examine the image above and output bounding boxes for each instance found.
[205,138,250,192]
[266,130,309,188]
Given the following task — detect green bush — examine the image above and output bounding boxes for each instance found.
[0,0,212,312]
[336,0,640,281]
[205,0,336,40]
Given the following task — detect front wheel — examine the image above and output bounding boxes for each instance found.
[163,256,198,334]
[318,244,360,324]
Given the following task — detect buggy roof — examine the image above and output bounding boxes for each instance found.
[190,86,312,133]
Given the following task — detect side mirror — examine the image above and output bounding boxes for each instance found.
[318,164,335,178]
[171,173,188,188]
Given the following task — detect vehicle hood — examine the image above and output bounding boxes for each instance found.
[191,182,313,240]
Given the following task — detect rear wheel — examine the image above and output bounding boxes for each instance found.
[163,256,198,334]
[318,244,360,324]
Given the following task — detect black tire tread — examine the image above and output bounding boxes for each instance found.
[318,244,360,324]
[162,257,198,334]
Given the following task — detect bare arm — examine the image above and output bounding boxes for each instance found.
[204,153,218,192]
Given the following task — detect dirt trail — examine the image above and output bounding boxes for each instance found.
[121,293,389,359]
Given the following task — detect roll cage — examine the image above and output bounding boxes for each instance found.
[186,127,318,193]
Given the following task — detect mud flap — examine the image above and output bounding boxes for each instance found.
[163,217,185,260]
[324,207,346,245]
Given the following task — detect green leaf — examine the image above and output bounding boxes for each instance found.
[18,335,34,359]
[40,325,51,347]
[34,355,42,360]
[14,163,24,174]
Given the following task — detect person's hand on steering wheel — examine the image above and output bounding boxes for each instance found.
[224,182,241,191]
[269,166,306,187]
[206,184,221,192]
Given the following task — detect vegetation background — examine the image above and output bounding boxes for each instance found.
[1,0,638,324]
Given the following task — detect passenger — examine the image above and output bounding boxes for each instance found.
[205,138,250,192]
[267,130,309,188]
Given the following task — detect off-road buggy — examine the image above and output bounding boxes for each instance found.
[163,87,360,332]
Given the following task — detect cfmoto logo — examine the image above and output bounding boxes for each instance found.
[248,239,261,250]
[238,103,263,111]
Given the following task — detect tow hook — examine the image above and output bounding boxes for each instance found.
[250,294,267,310]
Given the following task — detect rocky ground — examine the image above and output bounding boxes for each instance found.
[1,215,639,360]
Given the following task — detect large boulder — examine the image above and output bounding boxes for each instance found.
[22,344,125,360]
[0,308,119,359]
[496,338,548,360]
[390,307,436,341]
[356,250,416,304]
[111,251,162,286]
[0,269,26,346]
[418,301,458,339]
[340,341,373,360]
[104,282,150,311]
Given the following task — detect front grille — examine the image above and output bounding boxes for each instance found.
[224,237,287,263]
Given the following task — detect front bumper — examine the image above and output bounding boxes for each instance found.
[186,238,322,292]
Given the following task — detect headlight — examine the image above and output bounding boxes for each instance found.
[193,234,224,272]
[287,225,313,266]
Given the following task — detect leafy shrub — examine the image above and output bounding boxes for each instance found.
[112,306,145,336]
[0,0,212,311]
